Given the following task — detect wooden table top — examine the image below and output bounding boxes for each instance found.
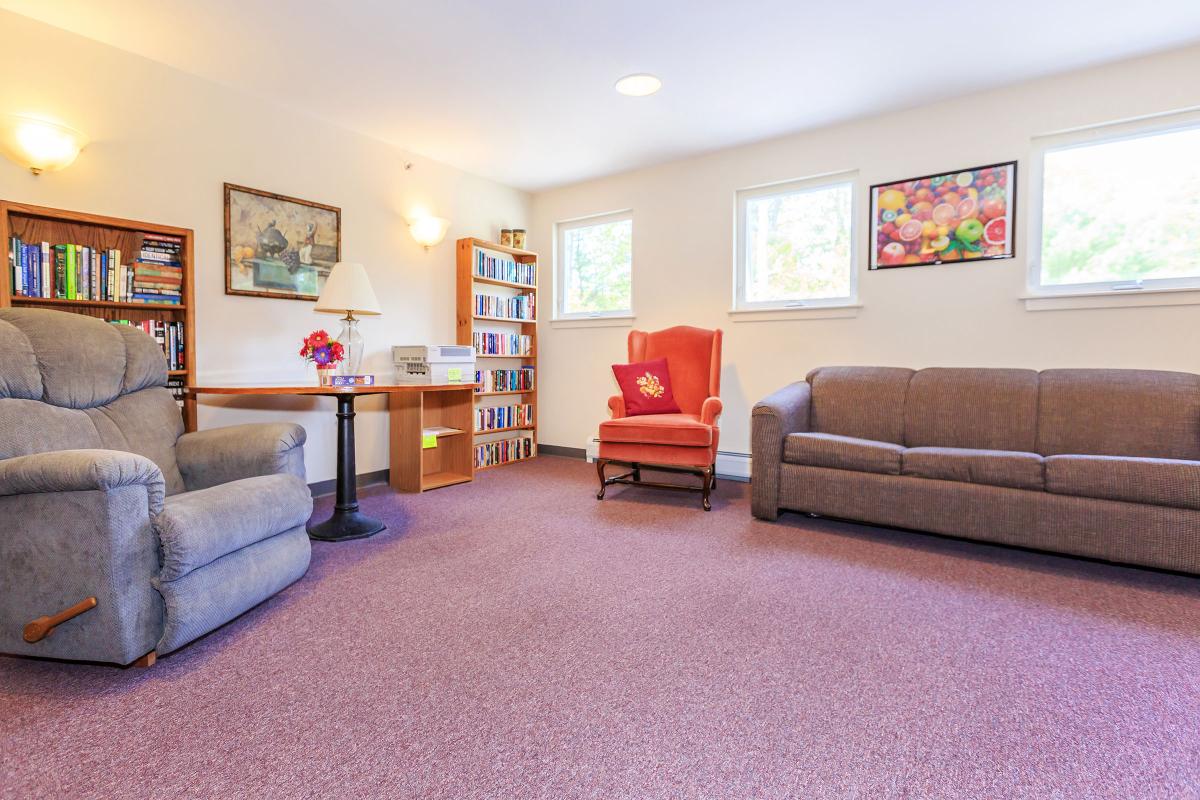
[187,382,478,396]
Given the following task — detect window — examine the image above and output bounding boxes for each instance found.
[735,173,857,311]
[555,211,633,319]
[1032,113,1200,294]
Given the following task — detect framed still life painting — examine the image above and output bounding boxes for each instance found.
[224,183,341,300]
[869,161,1016,270]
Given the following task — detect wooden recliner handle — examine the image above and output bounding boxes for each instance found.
[23,597,98,643]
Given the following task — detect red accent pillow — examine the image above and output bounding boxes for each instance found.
[612,357,681,416]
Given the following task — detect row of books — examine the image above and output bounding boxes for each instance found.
[475,249,536,287]
[474,292,535,321]
[473,332,532,356]
[131,235,184,305]
[475,435,535,468]
[475,403,533,433]
[111,319,186,371]
[7,232,184,305]
[475,367,535,393]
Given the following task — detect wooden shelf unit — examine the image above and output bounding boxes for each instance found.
[1,201,197,431]
[388,386,475,492]
[456,237,538,470]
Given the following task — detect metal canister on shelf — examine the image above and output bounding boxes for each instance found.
[512,229,526,249]
[500,229,513,247]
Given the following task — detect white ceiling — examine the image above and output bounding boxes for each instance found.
[5,1,1200,191]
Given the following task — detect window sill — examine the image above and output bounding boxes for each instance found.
[728,304,862,322]
[549,315,636,329]
[1021,286,1200,311]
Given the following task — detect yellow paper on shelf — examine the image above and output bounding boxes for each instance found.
[422,433,438,449]
[447,367,463,382]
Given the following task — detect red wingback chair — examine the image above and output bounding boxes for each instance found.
[596,326,723,510]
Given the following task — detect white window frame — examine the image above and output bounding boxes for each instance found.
[733,171,859,313]
[1027,109,1200,299]
[553,209,634,322]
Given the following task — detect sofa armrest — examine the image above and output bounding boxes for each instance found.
[0,450,165,664]
[701,396,723,426]
[0,449,165,513]
[751,381,812,520]
[176,422,307,492]
[608,394,626,419]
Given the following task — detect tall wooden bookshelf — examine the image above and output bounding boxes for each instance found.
[0,201,197,431]
[456,237,538,470]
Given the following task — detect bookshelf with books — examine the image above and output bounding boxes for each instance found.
[1,201,197,430]
[456,237,538,470]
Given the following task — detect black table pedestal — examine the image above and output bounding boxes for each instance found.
[307,393,386,541]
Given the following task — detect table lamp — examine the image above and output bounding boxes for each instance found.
[314,262,381,375]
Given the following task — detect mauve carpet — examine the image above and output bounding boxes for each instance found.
[2,455,1200,799]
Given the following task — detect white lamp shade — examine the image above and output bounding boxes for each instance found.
[314,262,381,315]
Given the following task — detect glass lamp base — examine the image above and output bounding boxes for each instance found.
[336,316,364,375]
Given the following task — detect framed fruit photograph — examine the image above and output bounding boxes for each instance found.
[869,161,1015,270]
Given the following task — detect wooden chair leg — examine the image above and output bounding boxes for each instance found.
[701,466,713,511]
[132,651,156,668]
[595,458,609,500]
[631,462,641,482]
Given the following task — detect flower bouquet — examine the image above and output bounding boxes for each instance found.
[300,330,344,385]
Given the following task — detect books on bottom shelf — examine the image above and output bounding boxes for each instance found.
[475,435,534,468]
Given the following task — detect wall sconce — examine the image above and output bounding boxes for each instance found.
[0,114,88,175]
[407,216,451,251]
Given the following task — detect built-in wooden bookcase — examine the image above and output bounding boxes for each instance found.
[0,201,197,430]
[455,237,538,470]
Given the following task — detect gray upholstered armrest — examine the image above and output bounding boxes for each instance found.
[176,422,307,492]
[0,449,165,513]
[0,449,165,664]
[751,381,812,520]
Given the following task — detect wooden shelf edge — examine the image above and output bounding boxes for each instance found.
[474,390,535,396]
[474,425,536,436]
[421,471,473,491]
[11,296,187,311]
[473,314,536,324]
[462,237,538,259]
[475,353,535,359]
[471,274,538,292]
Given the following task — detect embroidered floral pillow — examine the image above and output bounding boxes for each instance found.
[612,357,681,416]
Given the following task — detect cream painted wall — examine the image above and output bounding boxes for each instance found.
[0,10,528,483]
[530,44,1200,459]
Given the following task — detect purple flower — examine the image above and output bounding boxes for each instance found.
[313,346,332,366]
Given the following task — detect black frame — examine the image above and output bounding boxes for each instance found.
[868,160,1017,270]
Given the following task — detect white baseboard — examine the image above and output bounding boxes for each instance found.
[584,438,750,482]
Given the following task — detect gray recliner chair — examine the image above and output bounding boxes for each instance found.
[0,308,312,666]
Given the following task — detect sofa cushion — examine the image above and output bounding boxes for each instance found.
[154,473,313,582]
[904,368,1039,452]
[806,366,913,444]
[784,432,902,474]
[1045,454,1200,511]
[1037,369,1200,461]
[902,447,1044,491]
[599,413,712,447]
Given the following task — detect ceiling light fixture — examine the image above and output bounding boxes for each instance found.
[614,74,662,97]
[0,114,88,175]
[407,216,451,251]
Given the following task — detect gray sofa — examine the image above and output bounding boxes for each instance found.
[0,309,312,665]
[752,366,1200,574]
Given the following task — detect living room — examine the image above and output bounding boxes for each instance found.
[2,2,1199,798]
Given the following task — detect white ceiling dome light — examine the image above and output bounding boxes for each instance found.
[614,73,662,97]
